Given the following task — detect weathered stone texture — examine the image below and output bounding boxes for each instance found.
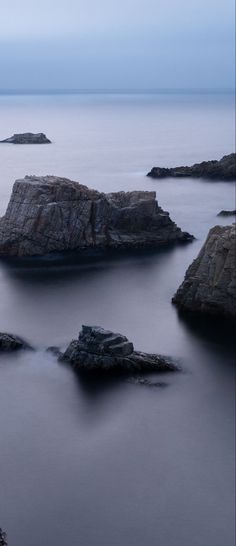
[0,175,193,257]
[173,224,236,318]
[61,325,177,373]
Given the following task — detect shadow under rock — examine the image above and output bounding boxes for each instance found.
[0,239,194,271]
[175,308,236,352]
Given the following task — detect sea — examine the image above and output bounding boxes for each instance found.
[0,92,235,546]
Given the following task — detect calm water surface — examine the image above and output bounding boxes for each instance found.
[0,93,235,546]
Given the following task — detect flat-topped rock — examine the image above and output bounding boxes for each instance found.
[217,209,236,217]
[0,175,193,258]
[0,132,51,144]
[60,325,177,372]
[173,224,236,318]
[0,332,31,352]
[147,154,236,181]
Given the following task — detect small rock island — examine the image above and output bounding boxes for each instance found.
[60,325,177,373]
[173,224,236,318]
[0,175,193,258]
[147,153,236,181]
[0,132,51,144]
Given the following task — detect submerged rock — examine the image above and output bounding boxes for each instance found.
[217,210,236,217]
[0,332,31,352]
[147,153,236,181]
[60,325,177,373]
[0,175,193,258]
[0,132,51,144]
[173,224,236,318]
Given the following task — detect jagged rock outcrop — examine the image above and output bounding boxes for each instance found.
[60,325,177,372]
[173,224,236,318]
[0,333,31,352]
[147,154,236,181]
[0,175,193,258]
[0,132,51,144]
[217,210,236,217]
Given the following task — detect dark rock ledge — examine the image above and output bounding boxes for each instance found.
[173,224,236,319]
[0,175,193,258]
[0,333,31,352]
[0,132,51,144]
[217,210,236,217]
[147,153,236,181]
[59,325,178,373]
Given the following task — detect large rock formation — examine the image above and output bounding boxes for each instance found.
[61,325,177,372]
[147,153,236,181]
[0,132,51,144]
[0,332,30,352]
[173,224,236,318]
[0,175,193,258]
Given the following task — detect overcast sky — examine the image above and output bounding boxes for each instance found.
[0,0,235,90]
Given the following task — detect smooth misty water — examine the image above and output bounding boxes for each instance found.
[0,93,235,546]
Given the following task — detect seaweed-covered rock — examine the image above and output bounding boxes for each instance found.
[173,224,236,318]
[147,154,236,181]
[61,325,177,373]
[0,132,51,144]
[0,175,193,258]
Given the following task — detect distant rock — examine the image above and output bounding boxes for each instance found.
[60,325,177,373]
[0,528,7,546]
[0,332,31,352]
[0,132,51,144]
[0,175,193,258]
[147,154,236,181]
[173,224,236,318]
[217,210,236,217]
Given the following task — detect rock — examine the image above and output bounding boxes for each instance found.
[0,332,31,352]
[0,175,193,258]
[60,325,177,373]
[172,224,236,318]
[0,528,7,546]
[0,132,51,144]
[147,154,236,181]
[217,210,236,217]
[46,346,62,358]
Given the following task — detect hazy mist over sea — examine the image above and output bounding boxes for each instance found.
[0,91,235,546]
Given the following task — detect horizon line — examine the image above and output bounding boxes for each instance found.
[0,87,235,96]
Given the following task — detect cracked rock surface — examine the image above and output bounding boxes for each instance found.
[61,325,177,373]
[173,224,236,318]
[0,175,193,257]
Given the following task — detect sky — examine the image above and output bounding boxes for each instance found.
[0,0,235,91]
